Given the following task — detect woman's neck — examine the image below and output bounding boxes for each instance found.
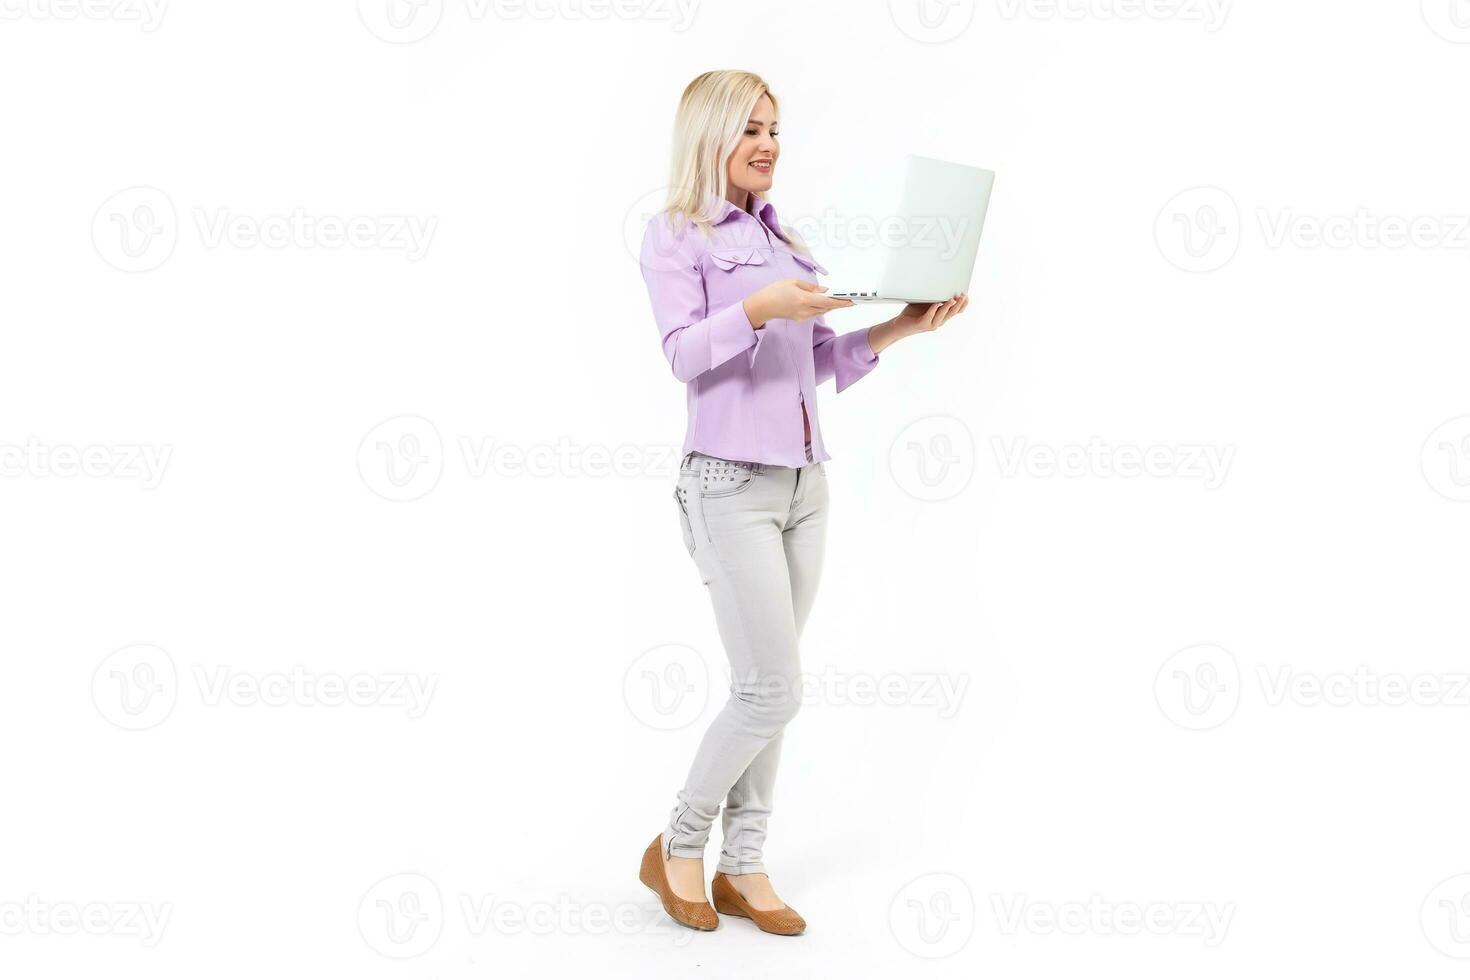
[724,187,751,213]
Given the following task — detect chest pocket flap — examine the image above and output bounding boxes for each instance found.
[706,246,769,271]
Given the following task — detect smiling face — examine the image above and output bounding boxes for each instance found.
[724,94,778,207]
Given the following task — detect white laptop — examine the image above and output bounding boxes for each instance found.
[828,155,995,304]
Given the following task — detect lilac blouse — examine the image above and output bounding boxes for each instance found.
[639,194,879,468]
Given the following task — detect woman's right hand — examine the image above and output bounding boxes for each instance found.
[743,279,854,328]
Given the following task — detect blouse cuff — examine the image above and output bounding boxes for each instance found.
[707,301,759,372]
[834,326,880,393]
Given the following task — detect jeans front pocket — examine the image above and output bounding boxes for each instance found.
[698,456,755,498]
[673,482,696,557]
[673,476,713,585]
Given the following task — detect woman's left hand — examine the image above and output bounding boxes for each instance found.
[892,293,969,335]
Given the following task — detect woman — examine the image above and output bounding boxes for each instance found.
[637,70,970,935]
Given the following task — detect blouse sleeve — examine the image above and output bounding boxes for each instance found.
[812,315,879,392]
[640,218,761,383]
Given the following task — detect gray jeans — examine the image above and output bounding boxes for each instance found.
[663,450,829,875]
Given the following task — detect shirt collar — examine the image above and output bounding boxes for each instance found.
[712,193,785,241]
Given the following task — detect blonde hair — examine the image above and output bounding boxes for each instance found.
[661,70,806,251]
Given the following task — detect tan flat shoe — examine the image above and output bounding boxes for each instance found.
[711,871,806,935]
[639,835,717,931]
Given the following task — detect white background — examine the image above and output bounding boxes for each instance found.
[3,0,1470,977]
